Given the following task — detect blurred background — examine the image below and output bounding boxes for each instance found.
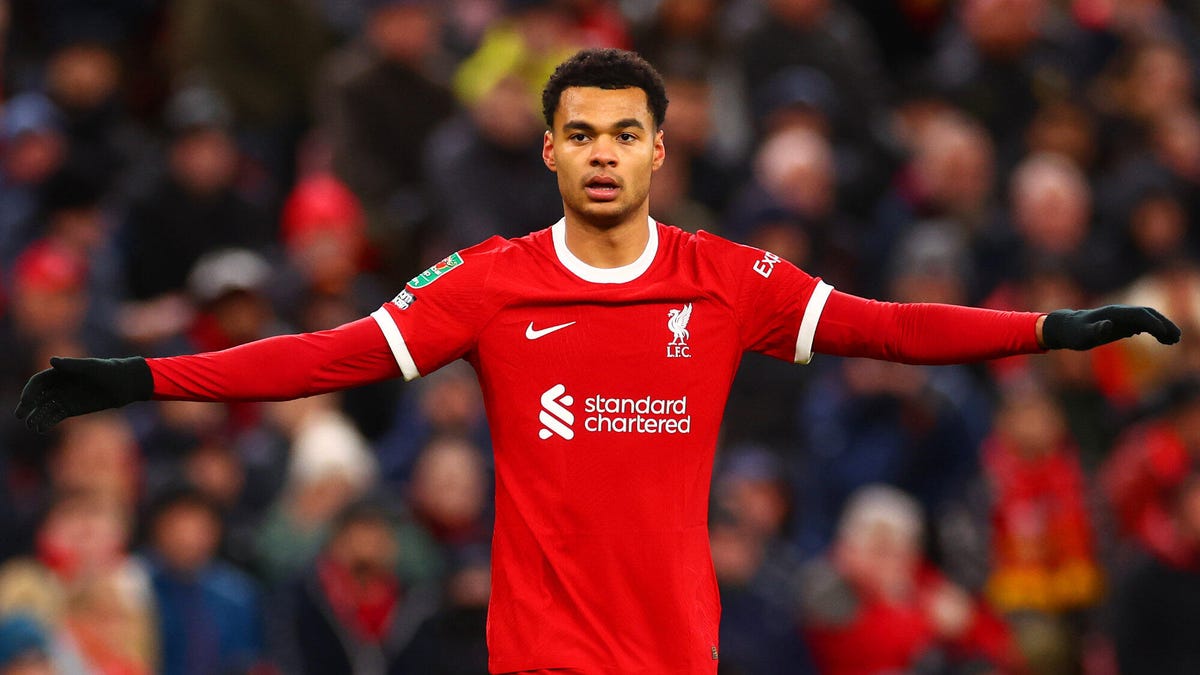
[2,0,1200,673]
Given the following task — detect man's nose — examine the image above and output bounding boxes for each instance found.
[589,137,618,166]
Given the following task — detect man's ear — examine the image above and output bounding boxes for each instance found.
[652,129,666,171]
[542,130,557,172]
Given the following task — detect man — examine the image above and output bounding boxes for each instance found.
[15,49,1182,674]
[142,485,266,675]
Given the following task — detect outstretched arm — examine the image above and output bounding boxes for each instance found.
[812,290,1180,364]
[15,316,399,432]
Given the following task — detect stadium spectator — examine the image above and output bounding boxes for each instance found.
[0,411,138,564]
[275,499,436,675]
[1150,106,1200,207]
[135,399,237,503]
[59,570,154,675]
[801,485,1019,674]
[981,381,1103,672]
[320,0,457,281]
[1102,39,1195,132]
[7,241,88,351]
[1091,164,1189,293]
[42,41,148,197]
[0,490,153,673]
[142,485,266,675]
[929,0,1080,164]
[1006,153,1098,288]
[632,0,751,173]
[711,512,816,675]
[1025,99,1099,172]
[709,449,815,675]
[255,401,379,584]
[795,357,981,556]
[273,171,406,440]
[15,165,123,359]
[398,436,491,586]
[120,87,270,312]
[646,68,737,229]
[173,440,262,567]
[632,0,726,76]
[151,248,282,437]
[424,72,564,249]
[276,172,381,329]
[166,0,331,192]
[47,413,140,510]
[452,0,580,109]
[394,544,491,675]
[875,109,1004,302]
[0,93,66,266]
[843,0,952,79]
[563,0,630,51]
[1111,474,1200,675]
[1102,376,1200,568]
[724,126,862,292]
[374,360,489,488]
[739,0,889,162]
[1103,260,1200,403]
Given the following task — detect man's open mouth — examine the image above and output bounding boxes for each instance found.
[584,176,620,201]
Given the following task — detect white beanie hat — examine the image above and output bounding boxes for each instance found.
[288,409,378,493]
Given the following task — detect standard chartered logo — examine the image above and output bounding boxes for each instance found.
[537,385,691,440]
[538,384,575,440]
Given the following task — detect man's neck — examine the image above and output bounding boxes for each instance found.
[562,210,650,268]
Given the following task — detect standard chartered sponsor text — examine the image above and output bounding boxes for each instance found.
[582,394,691,434]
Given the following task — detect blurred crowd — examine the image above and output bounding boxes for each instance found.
[2,0,1200,673]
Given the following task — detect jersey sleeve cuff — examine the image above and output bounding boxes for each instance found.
[794,280,834,364]
[371,306,421,381]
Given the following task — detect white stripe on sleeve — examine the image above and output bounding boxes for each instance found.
[794,281,834,364]
[371,307,421,381]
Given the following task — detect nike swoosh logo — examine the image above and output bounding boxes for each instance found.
[526,321,576,340]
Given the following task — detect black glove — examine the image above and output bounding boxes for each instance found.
[14,357,154,433]
[1042,305,1182,351]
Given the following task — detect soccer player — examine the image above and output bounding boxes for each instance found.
[16,49,1182,674]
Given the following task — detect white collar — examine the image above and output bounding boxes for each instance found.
[551,216,659,284]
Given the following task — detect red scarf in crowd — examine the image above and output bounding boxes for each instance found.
[317,557,400,642]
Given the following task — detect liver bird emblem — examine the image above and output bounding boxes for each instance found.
[667,303,692,345]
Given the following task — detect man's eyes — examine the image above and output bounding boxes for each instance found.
[567,132,639,142]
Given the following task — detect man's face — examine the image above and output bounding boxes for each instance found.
[543,86,665,229]
[153,504,221,574]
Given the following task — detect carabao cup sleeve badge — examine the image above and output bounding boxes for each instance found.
[407,252,464,289]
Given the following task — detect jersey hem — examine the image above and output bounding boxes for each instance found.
[370,307,421,380]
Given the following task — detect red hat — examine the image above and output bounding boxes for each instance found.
[280,174,365,252]
[13,241,86,293]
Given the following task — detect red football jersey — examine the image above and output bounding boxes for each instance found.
[371,218,829,673]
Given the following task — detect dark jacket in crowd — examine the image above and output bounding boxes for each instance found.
[1114,553,1200,675]
[122,178,271,300]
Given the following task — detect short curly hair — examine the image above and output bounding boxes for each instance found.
[541,48,669,130]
